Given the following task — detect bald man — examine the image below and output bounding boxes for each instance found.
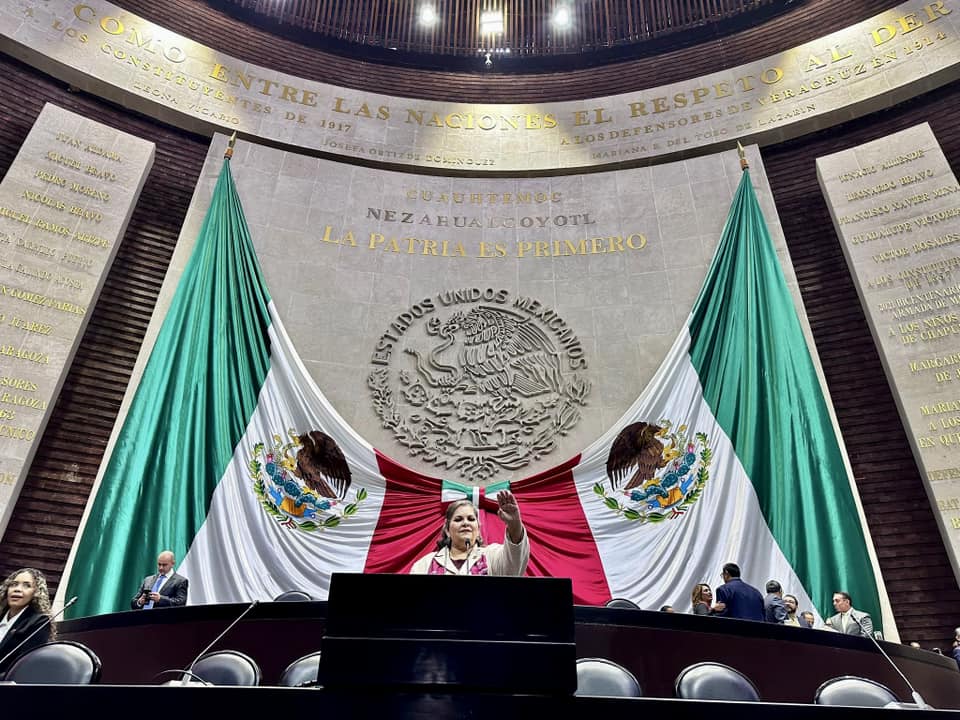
[131,550,189,609]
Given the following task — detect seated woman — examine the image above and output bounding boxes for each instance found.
[691,582,717,615]
[0,568,55,675]
[411,490,529,575]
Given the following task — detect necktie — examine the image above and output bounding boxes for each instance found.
[144,574,164,609]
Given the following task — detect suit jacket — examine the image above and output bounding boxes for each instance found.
[824,608,873,636]
[0,605,52,676]
[715,578,765,621]
[131,572,189,609]
[764,593,788,623]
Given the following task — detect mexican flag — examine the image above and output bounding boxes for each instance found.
[61,149,885,633]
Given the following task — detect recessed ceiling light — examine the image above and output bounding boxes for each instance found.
[480,10,504,35]
[418,4,438,27]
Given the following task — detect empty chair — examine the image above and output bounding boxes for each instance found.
[279,651,322,687]
[190,650,260,686]
[604,598,640,610]
[4,641,101,684]
[675,662,760,702]
[274,590,313,601]
[575,657,642,697]
[815,676,899,707]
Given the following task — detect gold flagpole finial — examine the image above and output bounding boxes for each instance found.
[737,141,749,170]
[224,131,238,159]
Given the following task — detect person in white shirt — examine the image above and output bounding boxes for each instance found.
[410,491,529,576]
[0,568,54,675]
[131,550,189,609]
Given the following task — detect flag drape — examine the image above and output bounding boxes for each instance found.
[63,156,883,633]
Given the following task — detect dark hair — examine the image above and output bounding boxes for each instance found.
[659,605,673,612]
[722,563,741,578]
[0,568,55,639]
[833,590,852,603]
[435,500,483,551]
[765,580,782,593]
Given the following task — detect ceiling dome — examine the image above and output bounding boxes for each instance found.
[209,0,800,71]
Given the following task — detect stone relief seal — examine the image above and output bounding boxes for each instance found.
[368,288,591,481]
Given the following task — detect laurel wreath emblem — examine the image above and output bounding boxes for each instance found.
[249,430,367,532]
[594,424,712,524]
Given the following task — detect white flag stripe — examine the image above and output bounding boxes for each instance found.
[572,326,818,618]
[179,303,387,602]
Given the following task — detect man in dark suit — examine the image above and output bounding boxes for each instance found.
[763,580,788,623]
[713,562,764,621]
[131,550,189,610]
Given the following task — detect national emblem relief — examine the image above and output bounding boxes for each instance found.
[368,288,591,481]
[250,429,367,531]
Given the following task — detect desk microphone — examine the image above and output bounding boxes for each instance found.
[185,599,259,676]
[850,613,930,709]
[0,595,78,671]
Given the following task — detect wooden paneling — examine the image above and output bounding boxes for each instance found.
[221,0,787,56]
[762,81,960,646]
[0,54,208,592]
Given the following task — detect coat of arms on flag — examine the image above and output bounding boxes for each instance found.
[595,420,712,523]
[250,429,368,532]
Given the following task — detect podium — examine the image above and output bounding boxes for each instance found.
[319,573,577,694]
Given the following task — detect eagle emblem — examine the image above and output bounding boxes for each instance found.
[369,297,591,482]
[594,419,711,523]
[250,429,367,532]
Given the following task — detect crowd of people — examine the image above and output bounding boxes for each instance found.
[676,564,873,636]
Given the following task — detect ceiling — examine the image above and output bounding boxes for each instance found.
[208,0,800,72]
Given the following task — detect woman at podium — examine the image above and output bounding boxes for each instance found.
[410,490,529,576]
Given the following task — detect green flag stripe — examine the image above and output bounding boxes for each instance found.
[687,169,881,629]
[66,160,271,617]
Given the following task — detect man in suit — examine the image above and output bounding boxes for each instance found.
[764,580,788,623]
[783,594,812,627]
[131,550,189,610]
[823,591,872,636]
[713,562,764,621]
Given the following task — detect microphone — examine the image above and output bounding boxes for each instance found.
[0,596,78,671]
[156,599,259,686]
[185,600,259,676]
[849,613,930,709]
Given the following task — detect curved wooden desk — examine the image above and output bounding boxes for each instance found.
[57,603,960,706]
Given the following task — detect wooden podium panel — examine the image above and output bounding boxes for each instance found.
[320,574,576,694]
[56,600,960,707]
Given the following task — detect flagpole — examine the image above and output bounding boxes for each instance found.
[225,131,238,160]
[737,141,749,171]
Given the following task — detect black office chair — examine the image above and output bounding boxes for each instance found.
[814,676,899,707]
[675,661,760,701]
[273,590,314,601]
[4,641,101,684]
[190,650,261,686]
[604,598,640,609]
[575,657,642,697]
[278,651,322,687]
